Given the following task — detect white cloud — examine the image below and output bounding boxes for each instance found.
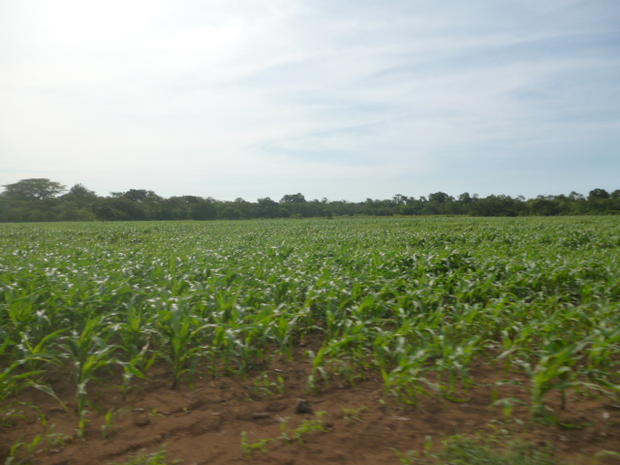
[1,0,619,199]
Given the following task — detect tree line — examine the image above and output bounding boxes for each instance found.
[0,178,619,222]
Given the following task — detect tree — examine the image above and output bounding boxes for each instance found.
[190,198,217,220]
[122,189,161,203]
[392,194,408,205]
[458,192,473,203]
[424,192,453,214]
[256,197,279,218]
[472,195,521,216]
[280,193,306,204]
[428,192,451,203]
[528,196,562,216]
[279,193,308,217]
[61,184,99,206]
[2,178,66,201]
[588,188,610,200]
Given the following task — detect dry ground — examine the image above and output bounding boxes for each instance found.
[1,358,619,465]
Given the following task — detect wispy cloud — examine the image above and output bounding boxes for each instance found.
[1,0,619,199]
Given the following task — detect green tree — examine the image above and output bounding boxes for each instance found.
[61,184,99,207]
[528,196,562,216]
[256,197,280,218]
[588,188,610,200]
[587,188,612,213]
[458,192,473,204]
[280,193,306,204]
[280,193,308,217]
[191,198,217,220]
[122,189,161,203]
[428,192,451,203]
[2,178,66,200]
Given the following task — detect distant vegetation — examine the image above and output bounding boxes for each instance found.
[1,178,619,222]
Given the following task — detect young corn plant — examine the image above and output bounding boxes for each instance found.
[240,431,273,457]
[61,316,118,435]
[0,346,44,403]
[0,324,67,399]
[307,320,371,390]
[112,445,182,465]
[530,340,587,421]
[279,411,330,444]
[586,324,620,378]
[341,406,367,424]
[382,354,438,406]
[112,305,158,393]
[156,309,209,389]
[101,409,117,439]
[434,335,482,400]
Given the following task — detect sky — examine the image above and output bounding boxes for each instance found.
[1,0,619,201]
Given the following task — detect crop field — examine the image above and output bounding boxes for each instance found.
[1,217,619,465]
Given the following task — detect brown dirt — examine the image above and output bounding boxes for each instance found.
[1,361,619,465]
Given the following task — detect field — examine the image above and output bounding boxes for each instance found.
[1,217,619,465]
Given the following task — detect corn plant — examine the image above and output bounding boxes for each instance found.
[0,216,618,432]
[156,308,209,388]
[60,316,118,426]
[529,340,588,420]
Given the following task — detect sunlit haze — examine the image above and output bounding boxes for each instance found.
[1,0,619,200]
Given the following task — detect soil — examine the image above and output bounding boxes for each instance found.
[1,360,619,465]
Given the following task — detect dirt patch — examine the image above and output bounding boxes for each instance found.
[1,362,618,465]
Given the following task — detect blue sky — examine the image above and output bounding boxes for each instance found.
[1,0,619,200]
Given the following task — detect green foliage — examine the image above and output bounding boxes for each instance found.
[2,178,66,201]
[438,436,556,465]
[251,372,286,398]
[2,177,620,221]
[0,217,618,432]
[240,431,273,457]
[241,411,330,458]
[101,409,117,439]
[4,422,72,465]
[395,435,557,465]
[341,406,367,423]
[111,446,182,465]
[289,411,329,441]
[61,316,119,415]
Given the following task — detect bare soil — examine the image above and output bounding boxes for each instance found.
[1,360,619,465]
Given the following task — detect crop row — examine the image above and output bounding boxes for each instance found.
[1,217,619,429]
